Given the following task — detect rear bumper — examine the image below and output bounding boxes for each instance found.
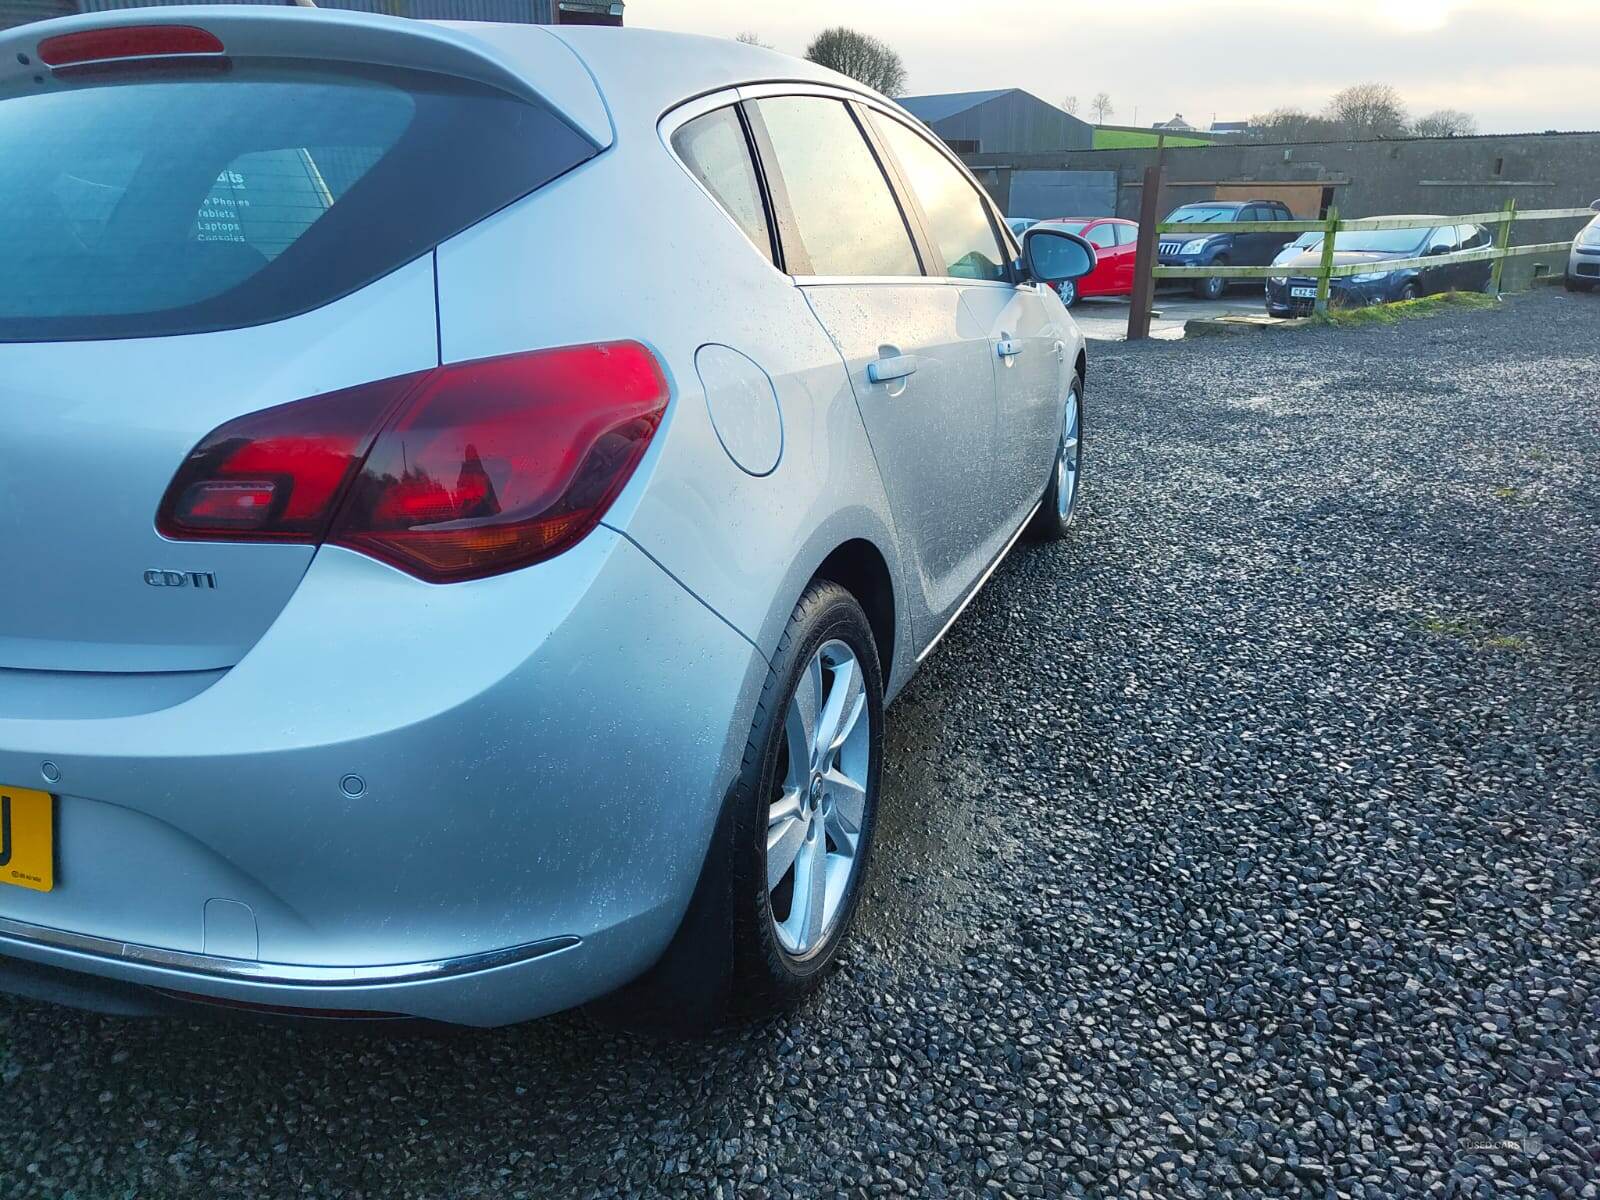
[0,531,766,1026]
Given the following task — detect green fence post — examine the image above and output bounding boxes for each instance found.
[1313,207,1339,317]
[1489,199,1517,296]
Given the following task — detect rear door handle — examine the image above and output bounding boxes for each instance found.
[997,337,1024,359]
[867,355,918,384]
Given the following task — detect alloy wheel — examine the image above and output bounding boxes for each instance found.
[1055,388,1083,523]
[767,639,871,958]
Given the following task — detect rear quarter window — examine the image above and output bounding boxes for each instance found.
[0,61,597,341]
[671,106,774,265]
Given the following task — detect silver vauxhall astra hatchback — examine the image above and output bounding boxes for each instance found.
[0,7,1093,1027]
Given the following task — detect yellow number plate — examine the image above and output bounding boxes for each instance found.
[0,786,54,893]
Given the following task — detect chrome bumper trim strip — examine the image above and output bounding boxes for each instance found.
[0,915,580,986]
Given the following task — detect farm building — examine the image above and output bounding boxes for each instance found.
[899,88,1093,157]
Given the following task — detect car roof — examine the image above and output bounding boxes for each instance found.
[450,23,878,118]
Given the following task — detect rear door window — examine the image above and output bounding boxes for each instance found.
[0,62,596,341]
[672,106,774,265]
[866,110,1009,282]
[751,96,921,278]
[1114,224,1138,245]
[1084,224,1117,250]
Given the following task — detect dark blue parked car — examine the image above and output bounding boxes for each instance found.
[1266,220,1494,316]
[1157,200,1296,300]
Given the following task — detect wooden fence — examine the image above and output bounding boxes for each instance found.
[1127,201,1595,337]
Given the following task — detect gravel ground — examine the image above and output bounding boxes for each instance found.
[2,290,1597,1199]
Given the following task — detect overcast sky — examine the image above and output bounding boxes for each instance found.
[624,0,1597,135]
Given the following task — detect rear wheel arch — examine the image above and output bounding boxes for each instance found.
[813,539,896,684]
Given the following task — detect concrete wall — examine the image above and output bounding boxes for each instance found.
[929,91,1093,156]
[1007,170,1117,219]
[966,131,1600,282]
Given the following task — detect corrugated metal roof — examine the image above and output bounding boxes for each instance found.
[899,88,1015,124]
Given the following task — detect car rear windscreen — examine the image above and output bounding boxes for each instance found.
[0,60,597,341]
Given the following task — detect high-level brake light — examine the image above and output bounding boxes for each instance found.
[38,26,225,67]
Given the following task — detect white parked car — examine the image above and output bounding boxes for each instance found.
[1566,200,1600,292]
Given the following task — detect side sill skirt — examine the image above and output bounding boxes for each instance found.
[915,500,1041,665]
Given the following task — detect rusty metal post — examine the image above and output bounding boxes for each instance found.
[1126,154,1166,341]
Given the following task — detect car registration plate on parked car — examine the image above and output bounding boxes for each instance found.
[0,786,54,892]
[1290,286,1318,299]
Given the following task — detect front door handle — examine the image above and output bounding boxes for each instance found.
[867,355,918,384]
[997,337,1024,359]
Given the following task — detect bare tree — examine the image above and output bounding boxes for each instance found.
[1249,106,1344,143]
[735,32,772,48]
[1325,83,1410,139]
[1060,94,1079,115]
[1413,108,1478,137]
[1090,92,1114,123]
[804,27,907,97]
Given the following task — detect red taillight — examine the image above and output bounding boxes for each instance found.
[158,343,670,583]
[38,25,224,67]
[157,376,419,542]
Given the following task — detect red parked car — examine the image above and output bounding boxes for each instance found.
[1028,217,1139,306]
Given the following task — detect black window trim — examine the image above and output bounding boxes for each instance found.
[741,92,927,282]
[737,98,812,276]
[850,99,940,279]
[734,101,786,270]
[856,100,1020,286]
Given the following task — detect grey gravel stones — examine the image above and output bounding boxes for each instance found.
[1,290,1596,1199]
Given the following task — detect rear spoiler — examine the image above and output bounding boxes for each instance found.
[0,3,611,148]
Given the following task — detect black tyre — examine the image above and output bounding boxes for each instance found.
[1057,277,1079,307]
[1031,373,1085,541]
[1193,260,1228,300]
[1567,275,1595,293]
[598,580,883,1031]
[1399,281,1420,302]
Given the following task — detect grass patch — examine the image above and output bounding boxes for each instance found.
[1092,129,1213,149]
[1312,291,1498,328]
[1483,634,1531,651]
[1418,615,1531,652]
